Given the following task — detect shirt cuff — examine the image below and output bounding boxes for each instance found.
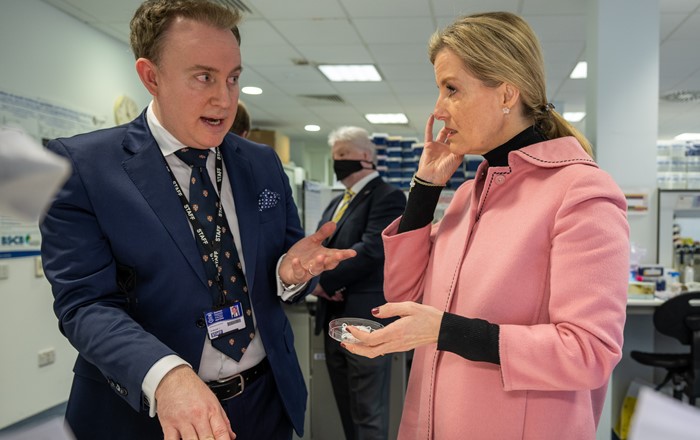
[276,254,308,301]
[142,355,191,418]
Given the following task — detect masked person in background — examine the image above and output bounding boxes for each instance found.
[312,126,406,440]
[344,12,629,440]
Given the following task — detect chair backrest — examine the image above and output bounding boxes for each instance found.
[653,291,700,345]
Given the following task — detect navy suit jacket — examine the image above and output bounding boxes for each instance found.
[40,112,308,436]
[314,176,406,334]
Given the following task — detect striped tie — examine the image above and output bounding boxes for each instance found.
[332,189,355,222]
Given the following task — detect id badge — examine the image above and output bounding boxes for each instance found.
[204,301,246,340]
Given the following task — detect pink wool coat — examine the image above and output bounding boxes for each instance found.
[383,137,629,440]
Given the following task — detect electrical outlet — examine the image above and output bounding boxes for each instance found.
[38,348,56,367]
[0,264,8,280]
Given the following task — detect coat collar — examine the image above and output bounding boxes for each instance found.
[511,136,598,170]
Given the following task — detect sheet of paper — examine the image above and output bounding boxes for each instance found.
[0,127,70,222]
[629,386,700,439]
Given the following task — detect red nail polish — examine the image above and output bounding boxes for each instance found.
[371,307,379,315]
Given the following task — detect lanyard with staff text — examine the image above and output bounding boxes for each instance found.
[164,147,229,306]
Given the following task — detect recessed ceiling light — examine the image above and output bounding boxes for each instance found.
[563,112,586,122]
[318,64,382,82]
[365,113,408,124]
[242,86,263,95]
[674,133,700,140]
[304,124,321,132]
[570,61,587,79]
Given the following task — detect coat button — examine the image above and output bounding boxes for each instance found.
[195,318,206,328]
[495,175,505,184]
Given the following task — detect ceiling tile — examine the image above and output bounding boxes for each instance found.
[247,0,345,20]
[239,19,291,46]
[295,45,373,64]
[353,18,437,44]
[340,0,431,18]
[270,19,360,45]
[431,0,520,17]
[369,44,431,65]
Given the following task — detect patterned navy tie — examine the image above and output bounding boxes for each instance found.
[174,147,254,361]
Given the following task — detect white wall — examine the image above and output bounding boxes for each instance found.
[0,0,150,428]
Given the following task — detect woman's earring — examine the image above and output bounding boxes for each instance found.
[502,107,510,114]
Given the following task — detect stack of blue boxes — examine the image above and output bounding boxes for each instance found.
[373,133,388,179]
[464,155,484,182]
[384,136,403,189]
[400,137,419,190]
[371,133,483,191]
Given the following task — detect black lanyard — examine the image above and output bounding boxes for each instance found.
[164,148,229,305]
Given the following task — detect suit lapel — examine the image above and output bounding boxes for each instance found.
[221,138,259,294]
[120,114,208,287]
[327,177,381,243]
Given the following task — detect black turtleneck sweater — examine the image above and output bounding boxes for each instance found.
[397,126,547,364]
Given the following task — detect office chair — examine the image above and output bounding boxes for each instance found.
[630,291,700,405]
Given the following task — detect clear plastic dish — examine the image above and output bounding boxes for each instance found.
[328,317,383,343]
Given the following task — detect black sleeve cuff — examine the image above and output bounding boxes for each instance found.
[397,183,442,233]
[437,312,500,365]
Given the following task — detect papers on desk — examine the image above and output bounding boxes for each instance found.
[629,386,700,440]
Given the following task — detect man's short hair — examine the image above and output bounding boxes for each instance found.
[130,0,242,64]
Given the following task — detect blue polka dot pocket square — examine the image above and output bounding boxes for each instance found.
[258,188,281,211]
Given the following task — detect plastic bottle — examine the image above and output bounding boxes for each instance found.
[685,264,695,285]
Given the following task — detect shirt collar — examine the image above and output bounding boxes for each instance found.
[349,171,379,195]
[146,101,214,157]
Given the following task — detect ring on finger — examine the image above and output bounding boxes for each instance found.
[308,265,318,277]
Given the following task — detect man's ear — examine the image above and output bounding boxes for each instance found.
[135,58,159,96]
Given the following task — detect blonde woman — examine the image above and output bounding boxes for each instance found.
[345,12,629,440]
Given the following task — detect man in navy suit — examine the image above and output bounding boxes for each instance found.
[39,1,354,439]
[313,127,406,439]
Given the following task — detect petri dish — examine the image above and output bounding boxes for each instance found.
[328,317,383,343]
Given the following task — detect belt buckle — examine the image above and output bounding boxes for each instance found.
[217,373,244,401]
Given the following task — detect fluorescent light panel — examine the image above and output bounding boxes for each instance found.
[563,112,586,122]
[304,124,321,132]
[365,113,408,124]
[242,86,263,95]
[318,64,382,82]
[570,61,587,79]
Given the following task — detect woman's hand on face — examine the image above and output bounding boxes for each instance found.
[415,114,465,185]
[340,301,444,358]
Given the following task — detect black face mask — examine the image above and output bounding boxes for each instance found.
[333,159,374,181]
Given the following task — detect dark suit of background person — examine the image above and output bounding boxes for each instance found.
[312,126,406,440]
[38,1,354,440]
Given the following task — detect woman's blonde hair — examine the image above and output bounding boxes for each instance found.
[428,12,593,157]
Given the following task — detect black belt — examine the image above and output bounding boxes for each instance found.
[206,358,270,401]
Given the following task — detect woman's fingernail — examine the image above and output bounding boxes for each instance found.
[371,307,379,315]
